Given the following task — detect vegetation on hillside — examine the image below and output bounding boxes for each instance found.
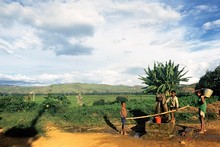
[0,83,143,94]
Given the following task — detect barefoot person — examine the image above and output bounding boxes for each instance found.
[120,101,128,135]
[195,89,207,134]
[166,90,179,123]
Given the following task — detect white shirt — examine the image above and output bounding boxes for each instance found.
[166,96,179,108]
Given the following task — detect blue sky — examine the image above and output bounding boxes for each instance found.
[0,0,220,86]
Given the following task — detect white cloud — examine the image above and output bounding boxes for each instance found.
[203,19,220,30]
[0,39,14,54]
[99,1,181,28]
[183,4,218,17]
[195,5,218,13]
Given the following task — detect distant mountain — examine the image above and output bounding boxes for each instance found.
[0,83,144,94]
[0,83,196,94]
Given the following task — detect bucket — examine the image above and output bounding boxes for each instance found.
[155,116,161,124]
[204,88,213,98]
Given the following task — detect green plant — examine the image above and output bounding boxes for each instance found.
[139,60,190,94]
[41,94,71,115]
[0,94,38,112]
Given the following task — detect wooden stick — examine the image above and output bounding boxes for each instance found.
[126,105,190,120]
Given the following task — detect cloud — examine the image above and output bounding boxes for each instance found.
[123,67,144,76]
[203,19,220,30]
[102,1,181,27]
[0,73,75,86]
[195,5,218,13]
[56,43,93,56]
[0,0,181,57]
[39,32,93,56]
[0,39,14,54]
[181,4,218,17]
[0,1,103,56]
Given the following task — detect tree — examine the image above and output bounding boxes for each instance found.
[196,65,220,96]
[139,60,190,94]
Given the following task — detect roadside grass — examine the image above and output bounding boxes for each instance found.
[0,110,45,135]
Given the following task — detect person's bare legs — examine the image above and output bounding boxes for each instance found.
[121,124,127,135]
[204,118,206,132]
[121,125,124,134]
[201,116,205,132]
[171,112,175,123]
[199,114,205,133]
[123,125,128,135]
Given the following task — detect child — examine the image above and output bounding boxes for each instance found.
[166,90,179,123]
[195,89,207,134]
[120,101,128,135]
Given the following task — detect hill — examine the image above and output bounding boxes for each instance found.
[0,83,144,94]
[0,83,196,94]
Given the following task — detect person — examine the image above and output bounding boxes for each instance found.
[120,101,128,135]
[166,90,179,123]
[195,89,207,134]
[155,94,169,122]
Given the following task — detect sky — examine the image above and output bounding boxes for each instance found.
[0,0,220,86]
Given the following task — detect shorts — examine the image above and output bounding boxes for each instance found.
[121,117,126,126]
[199,109,205,118]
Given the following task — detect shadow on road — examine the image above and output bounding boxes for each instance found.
[0,109,44,147]
[103,115,120,133]
[129,109,150,136]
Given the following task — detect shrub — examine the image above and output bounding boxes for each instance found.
[0,94,38,112]
[93,99,105,106]
[41,94,71,115]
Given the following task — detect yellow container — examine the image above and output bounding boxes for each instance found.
[204,88,213,98]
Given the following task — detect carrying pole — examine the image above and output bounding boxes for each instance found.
[126,105,190,120]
